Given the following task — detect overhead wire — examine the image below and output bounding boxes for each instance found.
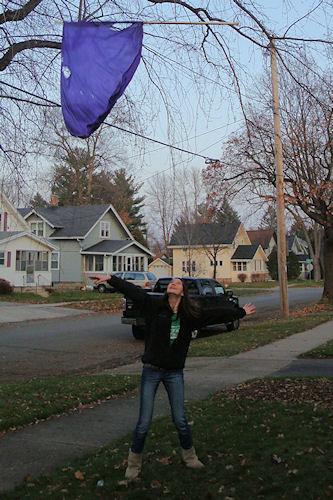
[0,80,221,162]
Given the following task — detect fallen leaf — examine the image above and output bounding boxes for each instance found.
[151,480,162,489]
[74,470,85,481]
[157,456,172,465]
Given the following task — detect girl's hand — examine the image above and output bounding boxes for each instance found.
[89,274,111,285]
[243,303,256,316]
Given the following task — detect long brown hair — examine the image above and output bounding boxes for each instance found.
[161,279,200,319]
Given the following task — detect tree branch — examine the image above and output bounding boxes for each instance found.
[0,39,62,71]
[0,0,44,25]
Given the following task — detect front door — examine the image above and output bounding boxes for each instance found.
[26,265,34,283]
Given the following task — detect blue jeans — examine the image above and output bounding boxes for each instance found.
[131,364,193,453]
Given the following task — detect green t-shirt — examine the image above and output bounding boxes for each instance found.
[170,313,180,345]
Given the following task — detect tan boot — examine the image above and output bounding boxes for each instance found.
[125,449,142,480]
[181,447,205,469]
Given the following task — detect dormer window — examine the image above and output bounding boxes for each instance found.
[30,221,44,237]
[100,221,110,238]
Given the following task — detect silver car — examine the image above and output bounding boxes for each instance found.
[94,271,157,293]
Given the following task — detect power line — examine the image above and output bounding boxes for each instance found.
[0,81,219,162]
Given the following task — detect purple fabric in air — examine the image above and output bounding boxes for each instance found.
[61,22,143,138]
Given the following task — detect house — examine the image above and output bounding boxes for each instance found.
[148,254,172,279]
[18,196,152,288]
[287,235,310,279]
[230,245,268,282]
[168,222,267,282]
[247,229,277,256]
[0,192,56,288]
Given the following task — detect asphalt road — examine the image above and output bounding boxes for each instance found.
[0,287,324,383]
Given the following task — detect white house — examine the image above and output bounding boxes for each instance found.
[0,192,56,288]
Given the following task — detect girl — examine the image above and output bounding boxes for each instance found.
[90,274,255,479]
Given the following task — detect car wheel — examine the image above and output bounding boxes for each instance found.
[97,284,107,293]
[191,329,201,339]
[226,318,240,332]
[132,325,145,340]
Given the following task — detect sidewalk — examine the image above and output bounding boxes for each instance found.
[0,301,92,324]
[0,320,332,493]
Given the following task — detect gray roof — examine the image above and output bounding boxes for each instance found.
[169,222,240,246]
[18,205,110,237]
[0,231,22,241]
[231,245,259,260]
[83,240,133,253]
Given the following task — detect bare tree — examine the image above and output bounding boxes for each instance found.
[207,67,333,300]
[146,171,176,257]
[1,1,331,191]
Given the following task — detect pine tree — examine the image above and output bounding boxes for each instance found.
[93,168,147,244]
[259,206,277,230]
[29,192,48,208]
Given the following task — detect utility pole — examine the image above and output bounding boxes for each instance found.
[270,38,289,317]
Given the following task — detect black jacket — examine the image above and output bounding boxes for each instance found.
[108,275,246,370]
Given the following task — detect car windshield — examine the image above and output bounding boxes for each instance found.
[153,278,171,292]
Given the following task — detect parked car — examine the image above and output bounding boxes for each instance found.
[122,276,240,339]
[94,271,157,293]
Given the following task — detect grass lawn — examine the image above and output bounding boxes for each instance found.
[189,304,333,357]
[0,374,140,433]
[0,305,331,434]
[230,281,278,289]
[299,338,333,359]
[289,280,324,288]
[2,377,332,500]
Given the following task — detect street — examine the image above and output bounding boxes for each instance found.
[0,287,323,383]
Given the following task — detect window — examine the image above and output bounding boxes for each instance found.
[15,250,48,271]
[210,260,214,266]
[233,261,247,272]
[182,260,196,273]
[212,281,225,295]
[0,251,4,266]
[35,252,48,271]
[30,221,44,237]
[95,255,104,271]
[219,260,223,266]
[51,252,59,270]
[254,259,261,271]
[100,221,110,238]
[200,280,214,296]
[85,255,104,271]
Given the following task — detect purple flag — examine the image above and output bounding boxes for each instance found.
[61,22,143,138]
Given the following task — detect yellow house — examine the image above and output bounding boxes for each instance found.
[148,255,173,279]
[230,244,268,282]
[168,222,259,283]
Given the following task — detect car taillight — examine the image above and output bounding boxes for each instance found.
[122,298,126,310]
[145,281,149,288]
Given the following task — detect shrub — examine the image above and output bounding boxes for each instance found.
[237,273,247,283]
[287,251,301,280]
[267,248,301,281]
[267,248,278,280]
[0,278,13,294]
[251,273,267,282]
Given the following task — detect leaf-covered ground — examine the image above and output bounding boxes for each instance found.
[222,377,333,408]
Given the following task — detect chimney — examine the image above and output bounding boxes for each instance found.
[50,194,59,207]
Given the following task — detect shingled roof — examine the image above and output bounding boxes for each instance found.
[83,239,144,254]
[18,205,111,237]
[231,244,260,260]
[169,222,240,246]
[247,229,276,249]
